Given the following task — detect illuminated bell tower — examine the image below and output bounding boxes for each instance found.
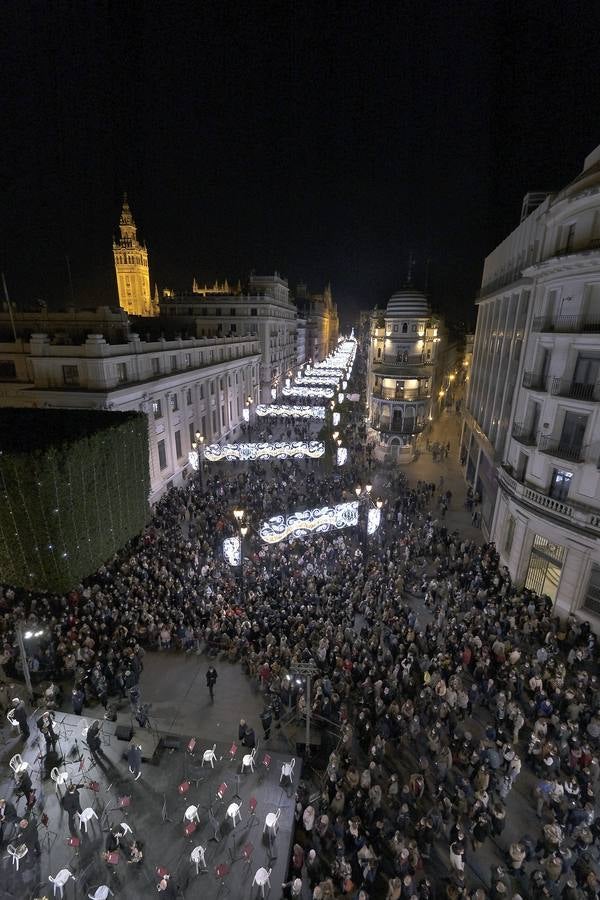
[113,194,157,317]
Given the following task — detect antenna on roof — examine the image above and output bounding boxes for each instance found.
[2,273,18,343]
[406,251,415,287]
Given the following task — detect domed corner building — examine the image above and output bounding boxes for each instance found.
[366,288,444,463]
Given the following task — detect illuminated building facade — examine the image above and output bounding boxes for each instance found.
[160,272,297,402]
[366,289,442,462]
[112,195,158,317]
[294,281,339,362]
[464,142,600,627]
[0,307,260,502]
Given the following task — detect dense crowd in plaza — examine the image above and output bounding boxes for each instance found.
[1,412,600,899]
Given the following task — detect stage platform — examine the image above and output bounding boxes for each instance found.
[0,711,301,899]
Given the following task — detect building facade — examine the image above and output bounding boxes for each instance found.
[366,289,443,462]
[294,282,340,363]
[0,308,260,503]
[160,273,297,402]
[113,195,158,317]
[464,142,600,626]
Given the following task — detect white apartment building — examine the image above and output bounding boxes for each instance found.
[366,289,443,462]
[160,273,298,403]
[0,308,260,503]
[464,142,600,626]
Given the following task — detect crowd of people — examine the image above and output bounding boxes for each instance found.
[0,408,600,899]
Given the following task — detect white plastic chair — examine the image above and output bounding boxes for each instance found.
[202,743,217,768]
[7,709,20,731]
[227,801,242,828]
[77,807,99,833]
[117,821,133,837]
[263,808,281,836]
[9,754,29,777]
[253,866,272,897]
[280,758,295,783]
[241,747,257,773]
[7,843,28,871]
[190,845,207,874]
[88,888,114,900]
[51,767,70,795]
[49,868,76,898]
[183,805,200,824]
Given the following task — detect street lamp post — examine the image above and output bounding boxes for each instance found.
[233,508,247,594]
[194,432,205,491]
[292,660,319,757]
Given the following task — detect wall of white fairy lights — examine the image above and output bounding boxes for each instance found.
[256,404,326,419]
[259,501,359,544]
[282,386,335,399]
[295,376,340,386]
[367,507,382,535]
[204,441,325,462]
[223,535,241,566]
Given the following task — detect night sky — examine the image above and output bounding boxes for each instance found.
[2,1,600,326]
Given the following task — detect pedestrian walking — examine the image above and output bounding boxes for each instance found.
[206,665,218,702]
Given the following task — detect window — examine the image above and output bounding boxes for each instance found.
[200,384,205,400]
[170,355,177,371]
[0,361,16,379]
[210,381,214,395]
[152,358,160,375]
[116,363,127,384]
[212,410,217,433]
[230,308,236,316]
[201,415,206,436]
[393,324,398,332]
[170,393,179,412]
[549,469,572,501]
[377,347,382,359]
[186,388,192,405]
[251,308,258,316]
[62,365,79,386]
[153,399,163,419]
[157,440,167,470]
[402,322,408,334]
[175,430,182,459]
[221,404,226,426]
[524,534,565,601]
[184,353,192,368]
[215,308,222,316]
[583,564,600,615]
[504,516,516,554]
[188,422,195,445]
[219,378,224,390]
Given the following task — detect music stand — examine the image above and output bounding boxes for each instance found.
[231,773,242,802]
[161,793,173,824]
[208,808,222,843]
[38,811,57,854]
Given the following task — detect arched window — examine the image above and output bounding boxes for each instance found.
[402,322,408,334]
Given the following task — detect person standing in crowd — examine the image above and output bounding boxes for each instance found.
[127,742,142,781]
[16,817,40,856]
[62,783,82,835]
[260,706,272,741]
[11,697,29,739]
[206,665,218,702]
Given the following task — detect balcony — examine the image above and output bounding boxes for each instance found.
[538,434,584,463]
[532,314,600,333]
[549,376,600,402]
[372,385,431,401]
[522,371,547,391]
[499,466,600,536]
[511,422,537,446]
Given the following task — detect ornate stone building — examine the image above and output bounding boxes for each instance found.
[367,289,443,462]
[113,195,158,317]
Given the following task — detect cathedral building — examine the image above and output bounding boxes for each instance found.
[113,195,158,317]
